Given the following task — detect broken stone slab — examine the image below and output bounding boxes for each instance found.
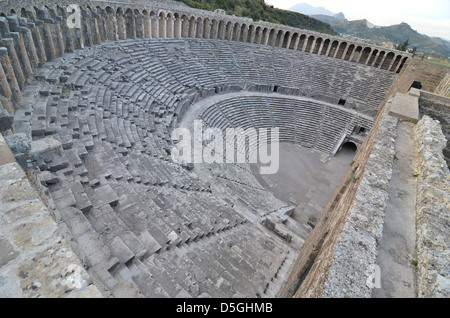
[388,92,419,123]
[262,218,292,242]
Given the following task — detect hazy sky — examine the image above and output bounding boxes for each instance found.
[265,0,450,40]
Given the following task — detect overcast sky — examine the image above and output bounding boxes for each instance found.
[265,0,450,40]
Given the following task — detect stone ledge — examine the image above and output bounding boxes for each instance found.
[321,111,398,297]
[388,91,419,123]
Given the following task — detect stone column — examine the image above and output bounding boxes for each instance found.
[22,27,39,69]
[0,47,21,105]
[0,38,25,89]
[0,59,13,102]
[81,9,93,46]
[29,21,47,65]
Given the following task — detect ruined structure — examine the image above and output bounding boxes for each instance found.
[0,0,448,298]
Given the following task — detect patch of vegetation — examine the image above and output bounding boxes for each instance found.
[411,259,418,267]
[174,0,337,35]
[347,172,358,183]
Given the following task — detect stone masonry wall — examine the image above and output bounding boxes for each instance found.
[435,72,450,97]
[414,115,449,298]
[0,134,102,298]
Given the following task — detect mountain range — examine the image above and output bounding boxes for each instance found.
[289,3,450,57]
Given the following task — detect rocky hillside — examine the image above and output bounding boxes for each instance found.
[311,16,450,57]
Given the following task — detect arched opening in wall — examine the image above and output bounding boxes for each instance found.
[195,17,203,38]
[344,44,355,61]
[290,33,299,49]
[166,12,174,38]
[298,34,306,51]
[339,141,357,154]
[181,15,189,38]
[150,11,158,38]
[275,30,284,47]
[133,9,144,38]
[359,47,371,64]
[188,16,196,38]
[373,51,385,68]
[203,18,211,39]
[410,81,423,90]
[142,10,150,38]
[381,52,395,70]
[351,46,362,62]
[159,11,167,38]
[105,6,116,41]
[125,9,135,39]
[367,49,378,66]
[174,13,181,38]
[255,26,262,44]
[282,32,290,48]
[20,8,28,19]
[390,55,402,72]
[312,38,322,54]
[328,40,338,57]
[336,42,347,59]
[320,39,330,55]
[305,36,315,53]
[239,24,248,42]
[232,23,240,41]
[268,29,276,46]
[210,19,218,39]
[116,8,126,40]
[217,20,225,40]
[225,21,233,40]
[260,28,268,45]
[247,25,255,43]
[396,57,408,73]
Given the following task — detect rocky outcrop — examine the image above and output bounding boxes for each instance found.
[414,115,450,298]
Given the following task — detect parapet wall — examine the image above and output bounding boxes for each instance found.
[414,115,449,298]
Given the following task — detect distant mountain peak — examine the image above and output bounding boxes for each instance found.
[289,3,335,16]
[334,12,346,21]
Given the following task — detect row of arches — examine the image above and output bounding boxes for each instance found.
[2,3,409,73]
[0,2,409,108]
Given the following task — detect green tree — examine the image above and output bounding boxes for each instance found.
[396,38,410,51]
